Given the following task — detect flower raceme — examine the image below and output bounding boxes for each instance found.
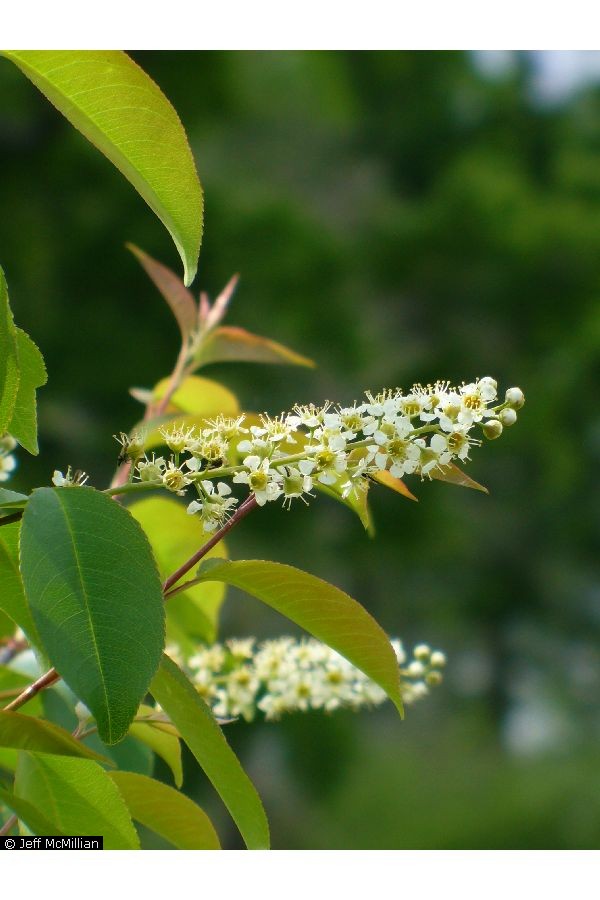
[113,377,525,533]
[165,637,447,722]
[50,380,523,528]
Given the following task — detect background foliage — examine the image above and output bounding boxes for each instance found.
[1,50,598,849]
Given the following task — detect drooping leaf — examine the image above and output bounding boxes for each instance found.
[0,266,19,434]
[3,51,203,285]
[8,328,47,455]
[15,753,140,848]
[371,470,418,502]
[109,771,220,849]
[0,785,65,836]
[0,711,110,763]
[19,487,166,744]
[129,704,183,787]
[196,559,403,715]
[194,325,315,369]
[128,244,197,340]
[129,496,227,647]
[150,654,270,850]
[0,521,39,645]
[153,374,239,417]
[430,463,489,494]
[0,488,28,509]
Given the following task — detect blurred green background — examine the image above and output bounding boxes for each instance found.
[1,51,599,849]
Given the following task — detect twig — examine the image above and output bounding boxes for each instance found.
[162,495,258,595]
[2,668,60,712]
[0,814,17,836]
[0,637,28,666]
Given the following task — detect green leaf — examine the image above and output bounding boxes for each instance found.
[194,325,315,369]
[0,521,39,645]
[15,753,140,848]
[0,266,19,434]
[153,374,240,417]
[20,487,166,744]
[8,328,47,455]
[0,711,111,763]
[128,244,198,340]
[129,496,226,646]
[150,654,270,850]
[3,51,203,286]
[129,705,183,787]
[430,463,489,494]
[197,559,403,715]
[0,785,65,836]
[0,488,28,509]
[109,771,220,849]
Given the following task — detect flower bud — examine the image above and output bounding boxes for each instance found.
[413,643,431,662]
[0,434,17,453]
[499,408,517,426]
[505,387,525,409]
[430,650,447,668]
[425,670,443,687]
[482,419,503,440]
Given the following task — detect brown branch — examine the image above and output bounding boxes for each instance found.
[162,494,258,595]
[2,668,60,712]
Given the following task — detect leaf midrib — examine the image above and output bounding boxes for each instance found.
[54,491,112,742]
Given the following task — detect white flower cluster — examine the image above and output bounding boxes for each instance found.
[167,637,447,722]
[126,378,523,533]
[0,435,17,483]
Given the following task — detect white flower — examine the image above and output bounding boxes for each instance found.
[187,481,237,532]
[276,464,314,508]
[162,462,191,494]
[51,466,89,487]
[233,455,282,505]
[181,636,445,721]
[137,454,166,483]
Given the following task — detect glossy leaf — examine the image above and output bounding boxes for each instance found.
[153,374,239,417]
[3,51,203,285]
[197,559,403,715]
[8,328,47,455]
[194,325,315,369]
[372,470,418,502]
[129,496,226,647]
[0,785,64,836]
[20,487,165,744]
[128,244,197,340]
[150,654,270,850]
[0,266,19,434]
[0,711,110,763]
[15,753,140,848]
[129,704,183,787]
[109,771,220,849]
[431,463,489,494]
[0,521,39,645]
[0,488,28,509]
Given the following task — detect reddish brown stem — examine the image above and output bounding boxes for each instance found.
[162,495,258,595]
[3,668,60,712]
